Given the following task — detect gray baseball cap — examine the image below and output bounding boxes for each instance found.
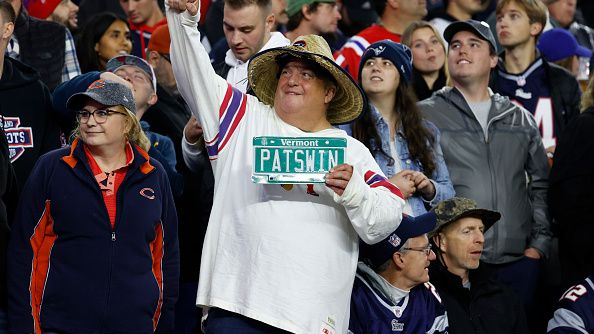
[67,79,136,114]
[444,20,497,52]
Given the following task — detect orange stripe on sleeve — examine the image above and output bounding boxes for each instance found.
[28,200,56,334]
[150,222,164,330]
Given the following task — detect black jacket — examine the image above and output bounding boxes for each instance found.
[490,57,581,142]
[14,7,66,92]
[412,68,447,102]
[143,84,191,169]
[0,126,17,308]
[549,107,594,286]
[429,260,530,334]
[0,57,61,190]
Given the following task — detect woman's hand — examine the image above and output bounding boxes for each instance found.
[389,170,416,198]
[410,171,436,200]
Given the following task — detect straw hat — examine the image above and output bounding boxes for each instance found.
[247,35,365,125]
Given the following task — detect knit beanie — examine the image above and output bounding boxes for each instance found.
[27,0,62,20]
[358,40,413,83]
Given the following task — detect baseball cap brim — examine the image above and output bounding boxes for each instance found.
[576,44,593,59]
[396,211,439,241]
[66,91,126,113]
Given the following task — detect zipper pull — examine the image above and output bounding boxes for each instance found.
[111,232,116,241]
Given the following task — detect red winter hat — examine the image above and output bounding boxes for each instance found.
[148,25,171,54]
[27,0,61,20]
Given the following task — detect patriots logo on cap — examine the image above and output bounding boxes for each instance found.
[293,40,307,48]
[370,45,386,56]
[388,234,401,248]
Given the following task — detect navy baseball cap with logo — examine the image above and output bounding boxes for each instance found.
[67,79,136,115]
[359,212,437,268]
[443,20,497,52]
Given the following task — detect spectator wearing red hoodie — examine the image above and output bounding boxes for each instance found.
[119,0,166,58]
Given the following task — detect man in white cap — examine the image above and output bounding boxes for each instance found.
[167,0,406,333]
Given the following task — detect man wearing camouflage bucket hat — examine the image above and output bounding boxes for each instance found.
[167,1,406,333]
[427,197,530,333]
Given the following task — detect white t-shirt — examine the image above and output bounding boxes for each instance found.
[167,7,405,334]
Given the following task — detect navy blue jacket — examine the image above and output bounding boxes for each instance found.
[52,71,183,197]
[7,140,179,333]
[349,268,449,334]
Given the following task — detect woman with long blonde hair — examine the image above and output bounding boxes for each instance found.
[7,80,179,333]
[402,21,448,101]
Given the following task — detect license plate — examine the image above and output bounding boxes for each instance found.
[252,136,347,184]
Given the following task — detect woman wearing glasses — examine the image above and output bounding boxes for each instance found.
[7,80,179,333]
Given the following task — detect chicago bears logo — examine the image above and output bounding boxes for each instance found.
[88,79,106,90]
[139,187,155,200]
[2,116,34,163]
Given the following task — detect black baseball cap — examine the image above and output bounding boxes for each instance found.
[444,20,497,52]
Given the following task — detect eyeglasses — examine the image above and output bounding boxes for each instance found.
[76,109,125,124]
[400,244,433,256]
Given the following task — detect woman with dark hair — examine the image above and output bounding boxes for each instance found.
[402,21,448,101]
[349,40,454,216]
[76,12,132,73]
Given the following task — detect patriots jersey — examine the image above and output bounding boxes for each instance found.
[495,58,557,148]
[349,272,449,334]
[548,276,594,333]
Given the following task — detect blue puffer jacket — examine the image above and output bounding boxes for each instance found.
[7,139,179,333]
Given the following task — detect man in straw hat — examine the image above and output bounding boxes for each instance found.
[427,197,530,333]
[166,0,406,333]
[349,212,449,333]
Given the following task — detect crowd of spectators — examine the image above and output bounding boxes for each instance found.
[2,0,594,332]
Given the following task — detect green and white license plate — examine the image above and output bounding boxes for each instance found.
[252,136,346,184]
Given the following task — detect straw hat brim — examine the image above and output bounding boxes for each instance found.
[247,46,365,125]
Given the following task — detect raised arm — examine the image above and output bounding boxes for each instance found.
[166,0,239,155]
